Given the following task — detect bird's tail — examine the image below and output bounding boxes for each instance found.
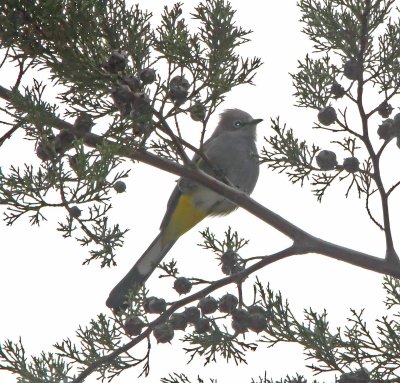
[106,233,176,311]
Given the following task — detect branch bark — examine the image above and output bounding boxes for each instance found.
[0,84,399,278]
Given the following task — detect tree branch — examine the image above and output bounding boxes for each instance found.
[72,246,297,383]
[0,121,22,147]
[0,83,399,280]
[354,0,398,264]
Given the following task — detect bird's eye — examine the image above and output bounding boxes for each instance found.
[233,120,242,128]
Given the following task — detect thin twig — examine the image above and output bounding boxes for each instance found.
[151,107,191,164]
[365,189,384,230]
[0,122,22,147]
[376,137,392,159]
[12,49,31,90]
[0,47,10,69]
[386,179,400,198]
[335,109,363,140]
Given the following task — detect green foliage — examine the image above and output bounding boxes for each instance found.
[0,0,261,266]
[9,80,60,138]
[254,277,400,381]
[0,164,57,225]
[260,118,319,186]
[297,0,400,96]
[292,55,339,109]
[0,338,71,383]
[154,4,198,66]
[251,373,318,383]
[161,373,217,383]
[183,325,257,365]
[1,0,153,117]
[263,0,400,216]
[152,0,262,121]
[192,0,261,94]
[3,273,400,382]
[0,0,266,380]
[373,21,400,93]
[54,314,143,381]
[199,226,249,255]
[298,0,394,57]
[160,373,319,383]
[2,0,400,382]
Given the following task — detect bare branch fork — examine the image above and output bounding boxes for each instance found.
[0,84,399,279]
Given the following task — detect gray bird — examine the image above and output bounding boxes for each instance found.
[106,109,263,310]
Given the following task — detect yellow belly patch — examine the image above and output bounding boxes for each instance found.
[163,194,208,244]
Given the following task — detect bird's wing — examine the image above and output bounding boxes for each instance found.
[159,184,182,231]
[159,136,218,232]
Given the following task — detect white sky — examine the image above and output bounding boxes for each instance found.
[0,1,397,382]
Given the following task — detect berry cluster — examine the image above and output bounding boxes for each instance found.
[104,51,156,122]
[316,150,360,173]
[104,50,129,73]
[189,102,206,122]
[343,59,362,81]
[318,106,337,126]
[316,110,400,173]
[168,75,190,106]
[338,368,370,383]
[173,276,192,295]
[377,113,400,147]
[315,59,400,174]
[104,50,206,124]
[220,249,245,276]
[36,113,93,162]
[123,290,269,343]
[313,58,399,174]
[104,49,157,87]
[110,82,152,121]
[113,181,127,193]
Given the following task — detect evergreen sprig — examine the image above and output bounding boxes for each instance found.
[292,55,339,109]
[154,4,199,66]
[256,278,400,381]
[251,373,319,383]
[261,118,319,186]
[372,21,400,93]
[183,325,257,365]
[0,338,72,383]
[161,373,216,383]
[199,226,249,255]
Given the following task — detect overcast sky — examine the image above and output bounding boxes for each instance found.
[0,1,396,382]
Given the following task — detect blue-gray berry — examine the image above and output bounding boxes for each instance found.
[343,59,362,80]
[218,293,238,314]
[69,206,82,218]
[173,277,192,295]
[153,323,174,343]
[343,157,360,173]
[318,106,337,126]
[330,82,345,99]
[377,119,395,140]
[113,181,127,193]
[198,296,218,315]
[377,101,393,118]
[139,68,156,85]
[316,150,337,171]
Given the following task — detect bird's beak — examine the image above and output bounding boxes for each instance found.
[251,118,263,125]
